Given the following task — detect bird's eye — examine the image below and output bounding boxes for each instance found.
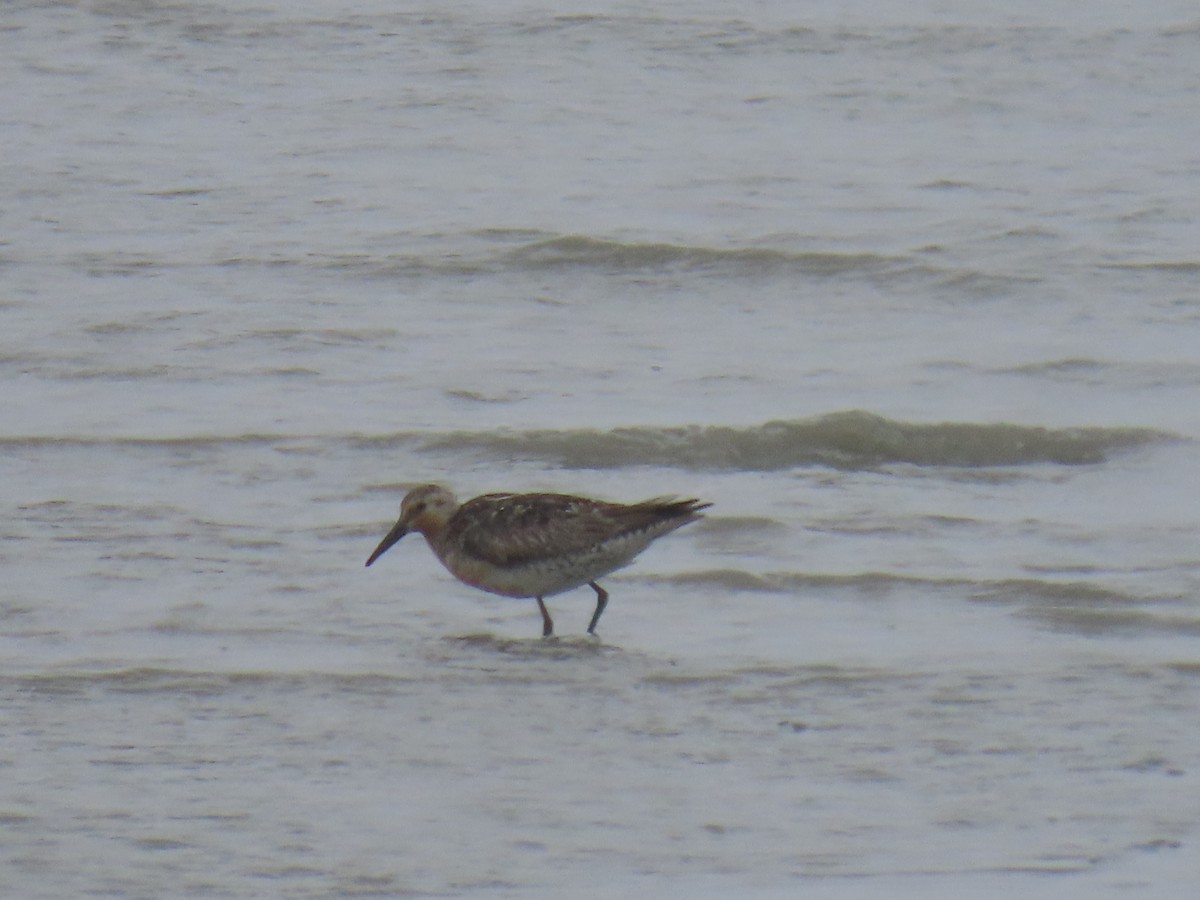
[412,501,426,514]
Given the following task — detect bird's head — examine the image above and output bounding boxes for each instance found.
[365,484,458,567]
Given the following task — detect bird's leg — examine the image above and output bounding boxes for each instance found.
[537,597,554,637]
[586,581,609,635]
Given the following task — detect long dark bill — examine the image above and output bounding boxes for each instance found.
[365,520,408,567]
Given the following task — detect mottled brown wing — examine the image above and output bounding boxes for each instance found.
[448,493,708,569]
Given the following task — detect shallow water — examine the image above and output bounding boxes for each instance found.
[3,1,1200,897]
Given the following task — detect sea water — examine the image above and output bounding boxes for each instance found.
[2,2,1199,897]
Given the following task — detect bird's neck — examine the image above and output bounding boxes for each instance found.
[411,514,451,554]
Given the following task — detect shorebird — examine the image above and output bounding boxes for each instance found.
[365,484,711,636]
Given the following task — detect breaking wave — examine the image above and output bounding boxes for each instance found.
[6,412,1172,472]
[212,232,1033,289]
[419,410,1171,471]
[502,234,902,277]
[641,569,1199,638]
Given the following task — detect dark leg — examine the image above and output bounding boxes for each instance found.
[586,581,609,635]
[537,597,554,637]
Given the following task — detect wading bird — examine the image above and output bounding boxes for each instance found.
[365,484,710,636]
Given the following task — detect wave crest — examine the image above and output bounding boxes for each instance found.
[423,411,1170,470]
[505,235,899,276]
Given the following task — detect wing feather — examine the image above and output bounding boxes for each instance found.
[446,493,708,569]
